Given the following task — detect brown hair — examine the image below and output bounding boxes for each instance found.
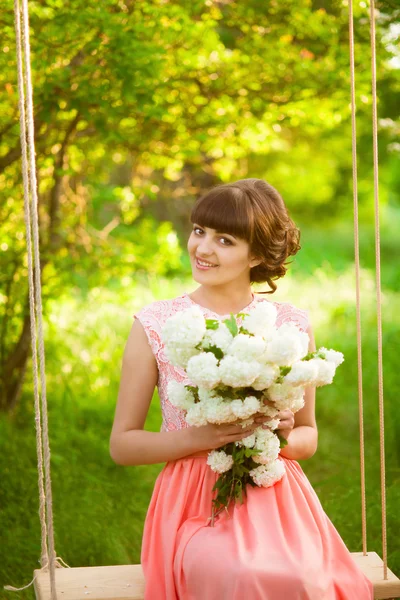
[190,178,301,294]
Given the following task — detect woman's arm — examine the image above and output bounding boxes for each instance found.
[279,322,318,461]
[109,318,196,466]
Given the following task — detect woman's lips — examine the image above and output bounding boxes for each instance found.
[195,257,219,270]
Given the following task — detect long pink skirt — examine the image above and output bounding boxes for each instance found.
[140,453,374,599]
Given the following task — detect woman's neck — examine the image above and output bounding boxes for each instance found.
[188,286,254,316]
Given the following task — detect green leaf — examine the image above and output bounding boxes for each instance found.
[302,351,317,361]
[277,433,288,448]
[280,366,292,377]
[236,312,248,319]
[223,314,238,337]
[244,447,261,458]
[206,319,219,330]
[239,326,253,336]
[204,344,224,360]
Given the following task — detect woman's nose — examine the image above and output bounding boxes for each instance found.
[196,237,213,255]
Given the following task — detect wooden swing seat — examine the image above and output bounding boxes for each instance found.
[33,552,400,600]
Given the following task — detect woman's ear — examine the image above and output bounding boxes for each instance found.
[250,256,262,269]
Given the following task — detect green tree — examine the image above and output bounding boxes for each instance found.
[1,0,398,410]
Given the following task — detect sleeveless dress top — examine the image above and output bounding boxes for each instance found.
[134,293,374,600]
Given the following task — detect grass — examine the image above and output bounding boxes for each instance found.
[1,222,399,599]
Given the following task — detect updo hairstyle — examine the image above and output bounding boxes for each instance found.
[190,178,301,294]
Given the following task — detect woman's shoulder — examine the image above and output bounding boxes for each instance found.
[133,294,190,327]
[254,294,310,332]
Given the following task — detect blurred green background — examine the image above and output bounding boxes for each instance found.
[1,0,399,597]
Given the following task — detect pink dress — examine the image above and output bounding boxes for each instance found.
[134,293,374,600]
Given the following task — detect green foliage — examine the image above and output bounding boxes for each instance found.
[223,314,238,337]
[212,385,264,401]
[210,442,262,517]
[1,0,399,408]
[203,344,224,361]
[276,365,293,383]
[205,318,220,330]
[277,433,289,448]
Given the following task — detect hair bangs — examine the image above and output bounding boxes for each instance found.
[190,187,254,242]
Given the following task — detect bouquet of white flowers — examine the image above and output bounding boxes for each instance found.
[162,302,344,525]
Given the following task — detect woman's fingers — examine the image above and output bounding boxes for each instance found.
[262,398,276,408]
[273,410,295,439]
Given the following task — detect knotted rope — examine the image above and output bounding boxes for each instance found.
[4,0,70,598]
[348,0,368,559]
[368,0,388,580]
[349,0,388,579]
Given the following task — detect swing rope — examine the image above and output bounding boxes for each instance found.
[368,0,388,579]
[348,0,368,559]
[349,0,387,578]
[4,1,69,599]
[4,0,391,597]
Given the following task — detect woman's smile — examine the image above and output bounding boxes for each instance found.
[195,256,219,270]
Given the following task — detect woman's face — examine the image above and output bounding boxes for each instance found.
[187,223,260,287]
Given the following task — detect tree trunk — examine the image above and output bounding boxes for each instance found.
[0,258,49,413]
[0,118,79,412]
[0,312,31,413]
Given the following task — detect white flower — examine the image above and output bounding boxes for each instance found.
[218,355,261,387]
[284,360,319,387]
[251,364,280,390]
[267,383,305,411]
[198,388,218,403]
[165,345,200,370]
[265,418,281,430]
[162,306,206,368]
[186,352,220,389]
[290,393,305,412]
[319,347,344,367]
[207,450,234,474]
[205,399,237,424]
[230,396,261,419]
[263,323,309,366]
[236,432,256,448]
[311,357,336,386]
[252,450,280,465]
[162,306,205,346]
[226,334,266,361]
[254,427,279,451]
[249,459,286,487]
[267,382,292,404]
[201,323,233,353]
[258,403,280,419]
[242,302,277,338]
[167,380,195,410]
[244,395,261,412]
[185,402,208,427]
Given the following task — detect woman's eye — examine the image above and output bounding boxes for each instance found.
[219,237,232,245]
[192,227,232,245]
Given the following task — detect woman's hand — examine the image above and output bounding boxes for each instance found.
[253,400,295,441]
[271,408,295,441]
[187,415,272,452]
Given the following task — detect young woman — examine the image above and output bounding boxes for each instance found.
[110,178,374,599]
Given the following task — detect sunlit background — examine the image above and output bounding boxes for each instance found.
[1,0,399,596]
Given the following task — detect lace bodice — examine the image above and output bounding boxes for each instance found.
[133,292,309,433]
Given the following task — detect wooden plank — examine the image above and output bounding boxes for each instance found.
[33,564,145,600]
[34,553,400,600]
[351,552,400,599]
